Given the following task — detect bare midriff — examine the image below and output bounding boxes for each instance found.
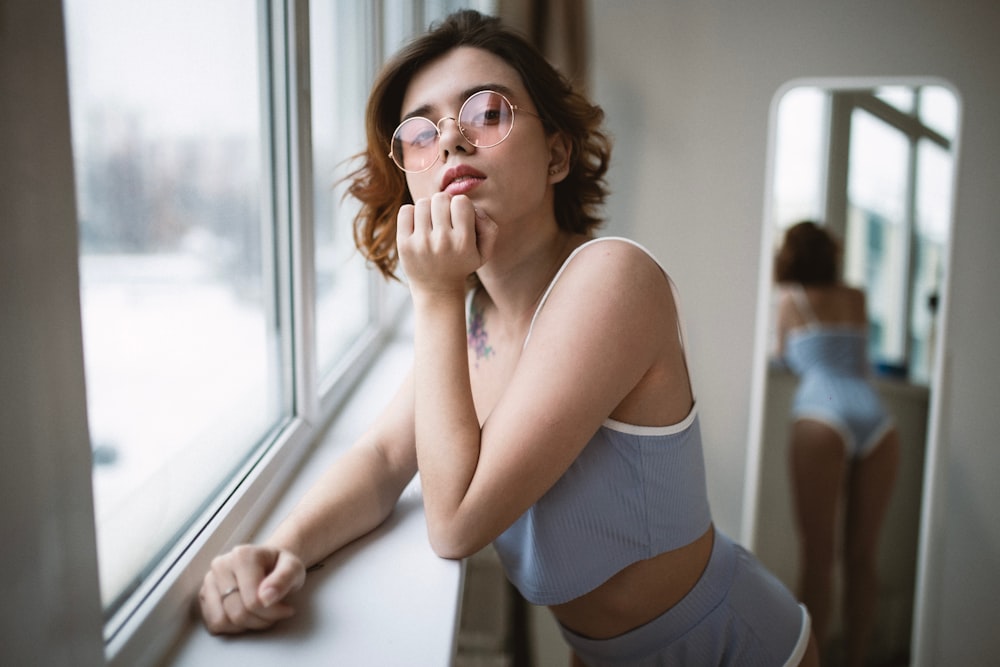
[548,525,715,639]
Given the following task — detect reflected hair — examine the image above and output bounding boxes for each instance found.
[774,220,840,285]
[343,9,612,280]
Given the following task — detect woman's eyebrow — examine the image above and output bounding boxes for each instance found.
[401,103,435,122]
[459,82,517,100]
[400,83,520,121]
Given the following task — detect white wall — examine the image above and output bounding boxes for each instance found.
[589,1,1000,664]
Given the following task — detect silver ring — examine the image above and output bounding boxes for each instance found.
[221,586,239,600]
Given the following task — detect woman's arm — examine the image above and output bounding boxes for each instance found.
[398,197,683,558]
[446,241,680,552]
[396,194,493,558]
[774,285,795,358]
[199,372,418,634]
[265,373,419,564]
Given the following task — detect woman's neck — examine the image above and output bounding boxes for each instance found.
[475,227,587,326]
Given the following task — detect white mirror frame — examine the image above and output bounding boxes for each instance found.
[741,76,961,667]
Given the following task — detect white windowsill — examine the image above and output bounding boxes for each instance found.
[162,332,465,667]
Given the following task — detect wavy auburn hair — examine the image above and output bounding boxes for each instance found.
[774,220,841,285]
[343,10,611,280]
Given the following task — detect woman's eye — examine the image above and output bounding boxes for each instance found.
[467,108,501,128]
[409,128,437,148]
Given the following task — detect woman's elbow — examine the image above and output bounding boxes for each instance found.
[426,522,486,560]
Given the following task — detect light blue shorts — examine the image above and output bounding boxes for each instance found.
[792,375,895,459]
[558,530,810,666]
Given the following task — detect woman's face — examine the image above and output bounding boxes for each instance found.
[398,46,557,226]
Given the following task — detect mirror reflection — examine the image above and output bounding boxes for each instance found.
[753,81,958,667]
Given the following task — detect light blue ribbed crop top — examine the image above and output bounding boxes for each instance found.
[785,327,869,378]
[487,237,713,606]
[784,286,869,378]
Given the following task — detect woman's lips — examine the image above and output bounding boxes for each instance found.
[443,174,485,196]
[441,165,486,196]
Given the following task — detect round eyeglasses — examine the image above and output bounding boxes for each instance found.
[388,90,541,173]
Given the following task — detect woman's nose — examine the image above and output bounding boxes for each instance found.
[437,116,472,160]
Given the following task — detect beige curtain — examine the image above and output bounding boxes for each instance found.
[498,0,590,92]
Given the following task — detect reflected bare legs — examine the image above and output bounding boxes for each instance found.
[844,429,900,667]
[789,420,899,667]
[790,419,848,648]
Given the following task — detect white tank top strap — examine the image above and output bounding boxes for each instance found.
[521,236,691,375]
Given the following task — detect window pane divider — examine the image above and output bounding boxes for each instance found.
[285,0,320,425]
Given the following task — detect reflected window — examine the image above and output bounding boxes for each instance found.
[911,139,952,382]
[772,87,828,228]
[771,84,958,385]
[919,86,959,140]
[875,85,915,114]
[845,107,911,367]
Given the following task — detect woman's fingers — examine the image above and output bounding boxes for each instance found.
[220,592,283,632]
[397,193,493,288]
[396,203,415,240]
[259,550,307,607]
[413,196,433,234]
[200,546,304,634]
[199,571,235,633]
[449,195,476,248]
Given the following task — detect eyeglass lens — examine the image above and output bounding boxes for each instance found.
[391,91,515,172]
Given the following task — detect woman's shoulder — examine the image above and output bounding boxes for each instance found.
[542,237,677,325]
[802,282,867,324]
[823,283,867,312]
[796,282,862,303]
[842,284,868,317]
[564,236,669,284]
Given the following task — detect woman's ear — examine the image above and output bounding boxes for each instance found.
[546,133,571,183]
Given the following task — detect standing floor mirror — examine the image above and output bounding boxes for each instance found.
[743,78,960,666]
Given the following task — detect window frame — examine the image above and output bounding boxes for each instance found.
[824,88,953,381]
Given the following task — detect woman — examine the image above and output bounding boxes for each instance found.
[200,11,817,665]
[774,221,901,667]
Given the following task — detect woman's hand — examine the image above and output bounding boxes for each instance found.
[198,545,307,635]
[396,193,498,293]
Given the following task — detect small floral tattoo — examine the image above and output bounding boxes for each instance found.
[467,301,494,366]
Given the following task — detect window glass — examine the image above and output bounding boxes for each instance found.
[772,86,828,234]
[64,0,288,615]
[845,108,911,367]
[875,85,915,114]
[910,139,953,383]
[919,85,959,141]
[311,1,374,383]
